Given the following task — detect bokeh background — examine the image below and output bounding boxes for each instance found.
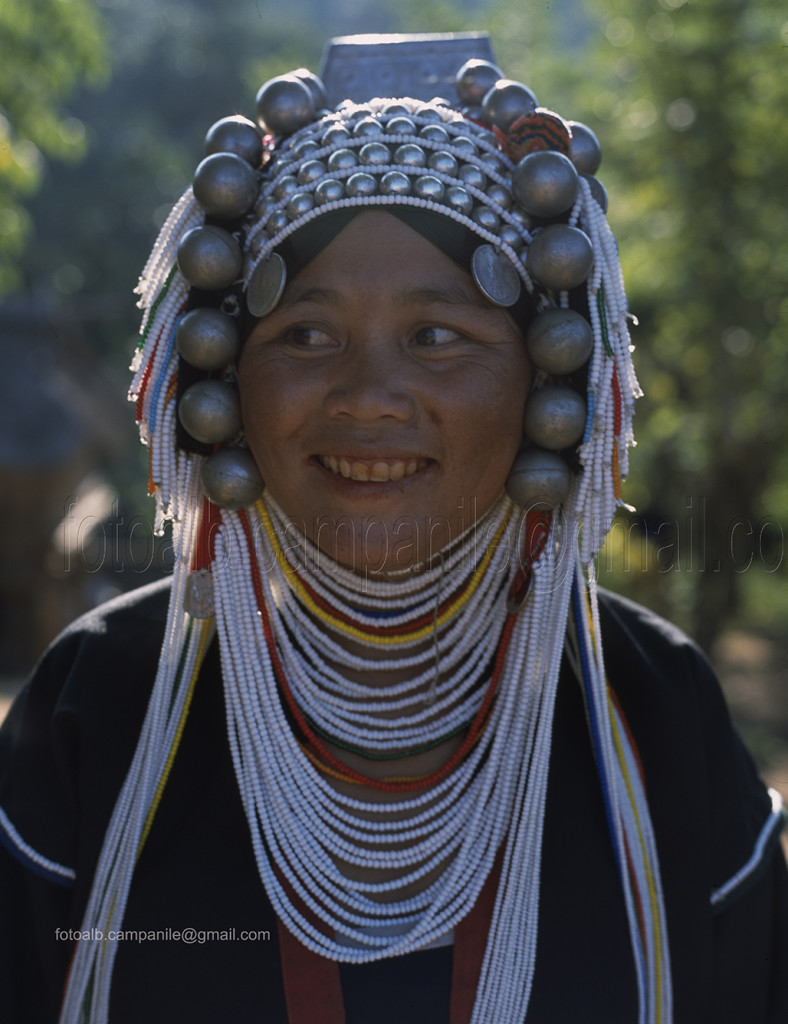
[1,0,786,827]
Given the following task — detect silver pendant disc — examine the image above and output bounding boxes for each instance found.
[247,253,287,318]
[471,244,522,308]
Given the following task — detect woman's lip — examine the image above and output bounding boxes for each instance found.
[316,455,431,482]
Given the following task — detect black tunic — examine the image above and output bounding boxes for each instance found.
[1,579,786,1022]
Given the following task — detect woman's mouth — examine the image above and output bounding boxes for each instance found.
[317,455,429,482]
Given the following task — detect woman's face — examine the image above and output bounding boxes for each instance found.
[239,211,531,572]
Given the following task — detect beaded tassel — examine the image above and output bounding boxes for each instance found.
[59,460,213,1024]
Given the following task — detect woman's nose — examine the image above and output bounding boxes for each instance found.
[323,344,417,422]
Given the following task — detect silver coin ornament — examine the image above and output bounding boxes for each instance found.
[193,152,258,221]
[525,224,594,292]
[247,253,287,318]
[523,384,587,451]
[256,75,315,137]
[481,80,539,131]
[204,116,263,168]
[292,68,328,111]
[200,447,264,510]
[471,244,522,308]
[511,151,579,219]
[177,225,242,291]
[455,59,504,106]
[525,307,594,376]
[568,121,602,175]
[178,380,242,445]
[176,308,240,371]
[505,447,572,509]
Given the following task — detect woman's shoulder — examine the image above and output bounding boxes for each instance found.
[0,577,174,880]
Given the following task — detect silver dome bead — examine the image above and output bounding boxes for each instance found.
[193,153,258,221]
[445,186,473,216]
[419,124,449,144]
[315,178,345,205]
[512,151,579,219]
[525,307,594,376]
[380,171,411,196]
[327,148,357,172]
[524,385,587,450]
[385,116,416,135]
[177,226,242,291]
[346,172,377,197]
[359,142,390,166]
[176,308,239,371]
[414,103,445,123]
[508,207,532,230]
[393,143,426,167]
[200,447,264,510]
[255,75,315,136]
[292,68,328,111]
[526,224,594,292]
[204,115,263,168]
[265,210,289,237]
[413,175,445,200]
[272,175,299,201]
[286,192,315,220]
[478,151,507,177]
[322,124,351,147]
[456,59,504,106]
[428,150,458,176]
[486,182,512,211]
[499,224,524,253]
[568,121,602,175]
[296,159,325,185]
[382,102,411,116]
[291,138,319,160]
[481,79,539,131]
[353,116,384,138]
[505,447,571,509]
[472,206,500,232]
[451,135,477,158]
[178,380,242,445]
[458,163,486,189]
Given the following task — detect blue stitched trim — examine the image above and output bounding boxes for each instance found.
[710,789,785,914]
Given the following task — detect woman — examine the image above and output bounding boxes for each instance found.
[1,33,786,1024]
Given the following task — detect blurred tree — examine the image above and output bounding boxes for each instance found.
[0,0,108,293]
[573,0,788,647]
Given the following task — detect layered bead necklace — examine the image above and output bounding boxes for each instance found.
[208,490,575,1023]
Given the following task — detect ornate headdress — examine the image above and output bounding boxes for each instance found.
[61,34,671,1024]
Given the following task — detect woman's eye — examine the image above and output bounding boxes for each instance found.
[283,326,335,348]
[413,326,463,347]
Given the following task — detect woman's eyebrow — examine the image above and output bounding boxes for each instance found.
[393,285,491,311]
[275,284,493,314]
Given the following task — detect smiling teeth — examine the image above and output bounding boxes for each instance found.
[321,456,425,482]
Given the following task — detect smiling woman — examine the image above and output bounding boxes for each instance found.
[239,211,530,570]
[1,32,786,1024]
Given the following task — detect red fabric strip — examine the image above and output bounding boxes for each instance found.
[278,856,502,1024]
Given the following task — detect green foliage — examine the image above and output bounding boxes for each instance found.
[584,0,788,643]
[0,0,108,292]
